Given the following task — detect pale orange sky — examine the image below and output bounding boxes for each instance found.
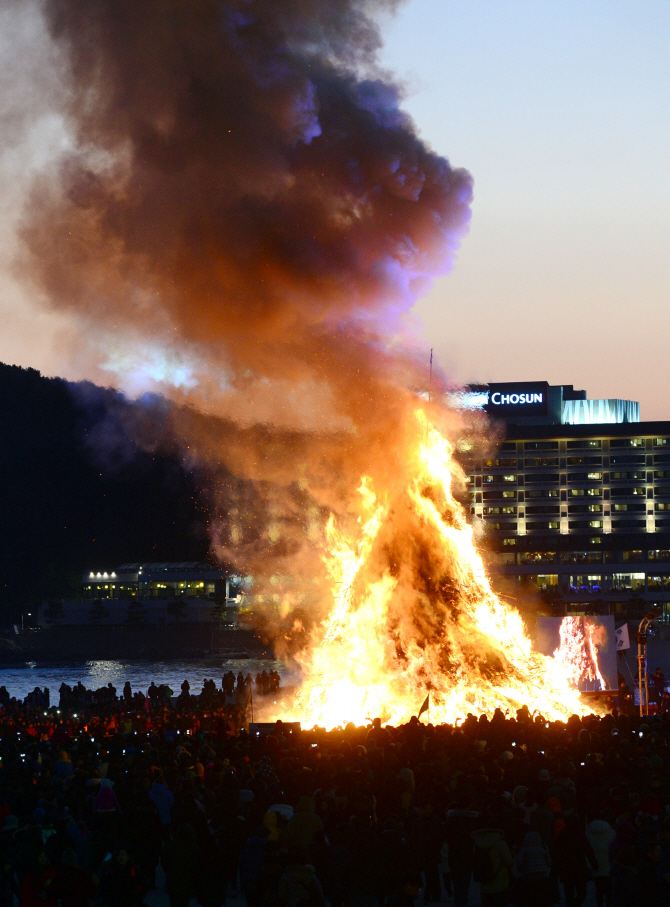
[381,1,670,421]
[1,1,669,419]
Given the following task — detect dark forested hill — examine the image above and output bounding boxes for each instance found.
[0,363,210,620]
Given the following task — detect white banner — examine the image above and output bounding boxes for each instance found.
[615,623,631,651]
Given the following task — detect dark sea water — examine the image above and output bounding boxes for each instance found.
[0,658,296,701]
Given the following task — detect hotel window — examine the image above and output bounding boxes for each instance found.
[654,439,669,446]
[611,487,645,497]
[524,441,559,451]
[622,550,644,563]
[649,550,670,561]
[569,575,603,592]
[610,573,645,591]
[561,551,602,564]
[613,503,645,512]
[611,471,645,481]
[488,551,516,565]
[567,440,602,449]
[525,457,559,467]
[648,574,670,589]
[527,575,559,590]
[655,503,670,512]
[525,473,560,484]
[526,489,559,498]
[520,551,557,564]
[483,458,517,468]
[568,520,603,529]
[567,456,603,466]
[610,438,645,448]
[655,487,670,496]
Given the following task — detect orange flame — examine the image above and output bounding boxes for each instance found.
[553,616,607,691]
[280,411,587,729]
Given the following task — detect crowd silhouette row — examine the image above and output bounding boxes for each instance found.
[0,677,668,907]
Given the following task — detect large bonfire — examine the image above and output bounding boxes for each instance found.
[285,410,588,729]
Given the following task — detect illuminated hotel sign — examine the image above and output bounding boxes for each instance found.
[490,392,543,405]
[485,382,550,418]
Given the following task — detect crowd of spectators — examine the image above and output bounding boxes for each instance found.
[0,678,669,907]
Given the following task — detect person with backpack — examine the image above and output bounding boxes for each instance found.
[278,847,326,907]
[445,801,479,907]
[513,831,554,907]
[554,815,598,907]
[471,827,513,907]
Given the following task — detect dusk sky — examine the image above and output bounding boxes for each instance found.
[1,1,669,418]
[381,0,670,419]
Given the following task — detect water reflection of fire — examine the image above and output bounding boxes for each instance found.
[553,616,607,691]
[282,411,587,729]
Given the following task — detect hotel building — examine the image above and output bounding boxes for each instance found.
[458,382,670,617]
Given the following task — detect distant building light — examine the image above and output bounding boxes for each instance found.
[103,572,108,578]
[96,572,101,577]
[89,572,94,578]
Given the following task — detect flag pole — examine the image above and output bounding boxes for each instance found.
[428,348,433,403]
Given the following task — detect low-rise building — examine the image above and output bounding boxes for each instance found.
[39,562,247,626]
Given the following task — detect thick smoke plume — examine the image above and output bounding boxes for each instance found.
[17,0,473,633]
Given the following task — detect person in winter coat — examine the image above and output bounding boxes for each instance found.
[445,802,479,907]
[283,796,324,852]
[554,815,598,907]
[148,773,175,827]
[514,831,553,907]
[162,823,199,907]
[610,847,638,907]
[636,841,669,907]
[94,779,122,852]
[411,803,444,904]
[49,848,96,907]
[278,848,326,907]
[239,827,269,907]
[471,828,513,907]
[99,849,146,907]
[586,817,616,907]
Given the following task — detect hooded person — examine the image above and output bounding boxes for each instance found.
[148,773,175,826]
[471,827,513,907]
[283,796,324,851]
[587,817,616,907]
[239,826,270,907]
[514,831,554,907]
[263,810,281,843]
[278,847,326,907]
[554,814,598,907]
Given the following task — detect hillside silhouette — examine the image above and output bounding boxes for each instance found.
[0,363,210,621]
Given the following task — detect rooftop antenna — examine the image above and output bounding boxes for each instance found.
[428,348,433,403]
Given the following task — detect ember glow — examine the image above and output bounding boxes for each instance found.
[14,2,596,727]
[553,616,607,692]
[283,411,587,728]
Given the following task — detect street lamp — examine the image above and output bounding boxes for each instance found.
[21,612,31,632]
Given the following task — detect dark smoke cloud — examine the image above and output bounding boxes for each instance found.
[17,0,473,625]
